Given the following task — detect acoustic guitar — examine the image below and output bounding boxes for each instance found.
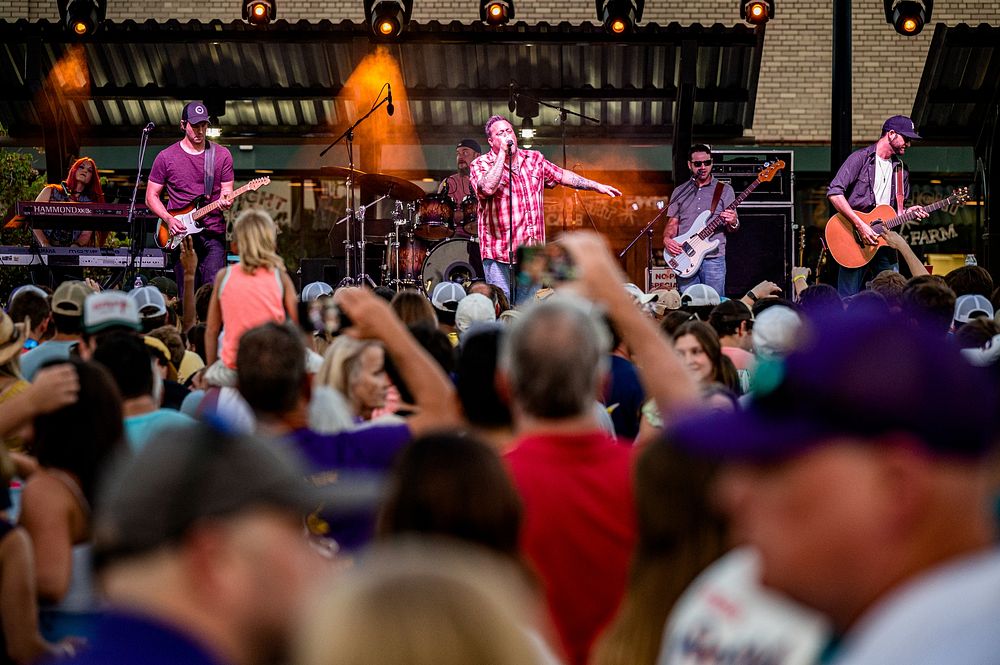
[154,177,270,250]
[824,187,969,269]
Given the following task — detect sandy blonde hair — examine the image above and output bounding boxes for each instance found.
[315,335,382,409]
[232,208,284,274]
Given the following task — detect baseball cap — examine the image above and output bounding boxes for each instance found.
[681,284,721,307]
[623,283,657,305]
[431,281,466,312]
[650,289,682,314]
[751,305,802,359]
[667,305,1000,463]
[882,115,921,140]
[301,281,334,302]
[92,423,383,566]
[953,294,994,324]
[455,293,496,333]
[0,311,22,365]
[7,284,47,310]
[144,336,178,381]
[458,139,482,154]
[149,276,178,299]
[182,101,211,125]
[51,280,94,317]
[128,286,168,319]
[84,291,142,334]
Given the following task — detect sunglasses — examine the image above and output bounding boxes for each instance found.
[691,159,713,167]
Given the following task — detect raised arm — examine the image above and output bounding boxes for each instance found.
[560,168,621,197]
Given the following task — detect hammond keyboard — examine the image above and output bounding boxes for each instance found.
[0,245,168,268]
[3,201,157,232]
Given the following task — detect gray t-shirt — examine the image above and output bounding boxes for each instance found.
[667,177,736,258]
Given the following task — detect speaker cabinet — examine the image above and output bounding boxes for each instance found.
[724,208,793,299]
[297,258,345,291]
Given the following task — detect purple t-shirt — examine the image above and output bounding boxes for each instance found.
[148,142,234,233]
[287,423,412,550]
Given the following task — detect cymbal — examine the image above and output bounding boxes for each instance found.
[358,173,425,202]
[320,166,366,180]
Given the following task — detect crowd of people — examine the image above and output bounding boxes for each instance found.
[1,210,1000,665]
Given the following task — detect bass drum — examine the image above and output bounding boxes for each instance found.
[421,239,484,294]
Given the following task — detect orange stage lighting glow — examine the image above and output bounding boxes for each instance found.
[902,17,917,32]
[252,3,266,16]
[611,18,626,33]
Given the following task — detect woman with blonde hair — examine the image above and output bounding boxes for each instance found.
[314,335,388,422]
[205,209,298,379]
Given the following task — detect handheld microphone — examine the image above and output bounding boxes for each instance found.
[387,84,394,117]
[508,82,516,113]
[506,139,514,150]
[142,122,155,133]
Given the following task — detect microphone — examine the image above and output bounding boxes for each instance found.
[508,82,516,113]
[142,122,155,133]
[387,84,394,117]
[506,139,514,153]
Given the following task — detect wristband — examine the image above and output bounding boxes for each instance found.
[745,291,758,303]
[793,274,807,283]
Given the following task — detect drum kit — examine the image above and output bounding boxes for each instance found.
[329,166,484,294]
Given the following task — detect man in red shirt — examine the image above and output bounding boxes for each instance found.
[469,115,621,302]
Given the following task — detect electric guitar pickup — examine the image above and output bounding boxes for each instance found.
[154,177,270,250]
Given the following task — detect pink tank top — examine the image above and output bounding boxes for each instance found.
[218,264,286,369]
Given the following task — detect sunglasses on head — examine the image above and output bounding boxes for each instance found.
[691,159,713,167]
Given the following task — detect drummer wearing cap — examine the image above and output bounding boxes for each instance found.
[828,114,929,298]
[437,139,481,238]
[146,101,235,291]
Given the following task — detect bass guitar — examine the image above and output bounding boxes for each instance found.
[824,187,969,269]
[154,177,270,250]
[663,161,785,278]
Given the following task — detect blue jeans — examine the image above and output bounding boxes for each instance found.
[837,248,898,298]
[676,255,726,297]
[174,231,227,292]
[483,258,537,305]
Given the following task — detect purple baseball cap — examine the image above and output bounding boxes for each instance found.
[882,115,921,140]
[182,101,211,125]
[668,305,999,462]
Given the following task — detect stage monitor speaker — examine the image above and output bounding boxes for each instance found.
[298,257,345,291]
[724,207,793,299]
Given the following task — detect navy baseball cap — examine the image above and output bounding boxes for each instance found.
[182,101,211,125]
[882,115,921,140]
[458,139,482,154]
[668,305,999,462]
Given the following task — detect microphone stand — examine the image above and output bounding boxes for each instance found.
[119,125,153,290]
[507,142,515,303]
[618,206,670,287]
[320,90,391,285]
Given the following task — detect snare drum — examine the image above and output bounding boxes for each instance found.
[421,239,484,294]
[414,192,456,241]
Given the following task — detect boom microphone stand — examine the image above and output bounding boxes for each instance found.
[118,122,155,290]
[618,205,670,287]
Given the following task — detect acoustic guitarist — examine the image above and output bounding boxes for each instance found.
[663,144,739,296]
[146,101,234,289]
[828,115,928,298]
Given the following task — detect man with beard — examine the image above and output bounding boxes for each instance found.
[438,139,481,237]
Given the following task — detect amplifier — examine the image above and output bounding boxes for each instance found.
[711,151,794,206]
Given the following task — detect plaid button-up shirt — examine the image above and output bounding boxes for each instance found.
[469,149,564,263]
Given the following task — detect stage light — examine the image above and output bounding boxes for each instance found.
[740,0,773,25]
[520,116,535,140]
[596,0,643,34]
[884,0,932,36]
[481,0,513,26]
[58,0,106,36]
[242,0,275,24]
[364,0,412,40]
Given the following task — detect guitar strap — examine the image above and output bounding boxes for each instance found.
[894,162,905,216]
[203,141,216,206]
[709,181,725,216]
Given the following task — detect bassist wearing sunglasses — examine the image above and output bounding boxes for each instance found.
[663,144,739,296]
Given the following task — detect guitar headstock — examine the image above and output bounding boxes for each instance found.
[757,160,786,183]
[950,186,969,204]
[248,176,271,190]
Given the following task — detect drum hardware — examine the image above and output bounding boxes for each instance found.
[421,238,484,295]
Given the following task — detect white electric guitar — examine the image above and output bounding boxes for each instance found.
[663,161,785,278]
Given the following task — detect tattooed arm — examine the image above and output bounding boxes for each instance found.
[560,169,622,197]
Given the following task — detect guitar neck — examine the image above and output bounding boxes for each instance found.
[883,196,953,231]
[697,179,762,239]
[191,182,255,220]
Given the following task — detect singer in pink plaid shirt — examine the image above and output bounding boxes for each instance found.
[469,115,622,301]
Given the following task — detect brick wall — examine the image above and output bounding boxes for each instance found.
[4,0,998,143]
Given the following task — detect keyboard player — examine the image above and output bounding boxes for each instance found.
[32,157,105,248]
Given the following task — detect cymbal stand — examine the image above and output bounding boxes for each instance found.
[319,85,391,286]
[355,192,390,287]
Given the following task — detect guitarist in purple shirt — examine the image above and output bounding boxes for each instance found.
[663,144,739,296]
[827,115,928,298]
[146,101,235,289]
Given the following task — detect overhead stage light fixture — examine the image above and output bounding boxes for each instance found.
[58,0,106,36]
[242,0,275,25]
[884,0,932,36]
[740,0,773,25]
[364,0,412,40]
[481,0,514,26]
[597,0,643,34]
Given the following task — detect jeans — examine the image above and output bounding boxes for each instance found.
[676,255,727,297]
[174,231,227,292]
[837,248,898,298]
[483,258,537,306]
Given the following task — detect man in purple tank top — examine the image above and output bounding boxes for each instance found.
[146,101,235,290]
